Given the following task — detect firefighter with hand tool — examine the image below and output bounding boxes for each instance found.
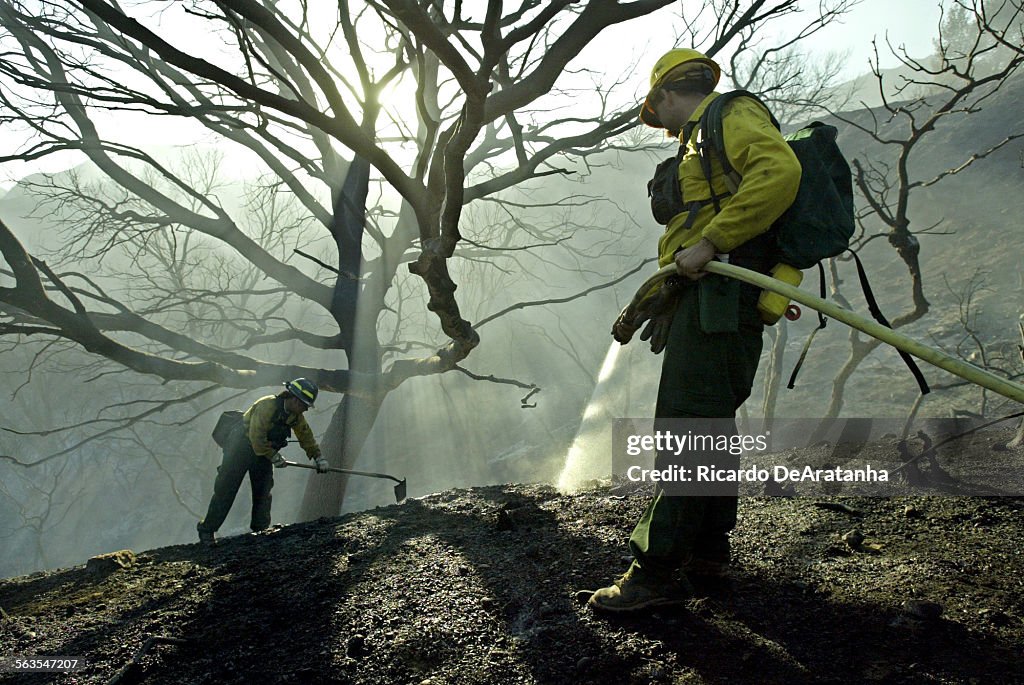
[197,378,328,544]
[594,48,801,613]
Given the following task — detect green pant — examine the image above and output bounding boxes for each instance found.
[629,275,763,577]
[198,427,274,534]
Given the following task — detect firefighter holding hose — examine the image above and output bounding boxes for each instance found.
[591,48,801,612]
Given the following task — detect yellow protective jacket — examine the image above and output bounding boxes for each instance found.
[243,395,321,462]
[657,92,801,266]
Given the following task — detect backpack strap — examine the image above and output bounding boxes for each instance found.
[697,90,781,199]
[267,395,294,449]
[786,253,931,395]
[787,262,829,389]
[680,93,783,224]
[647,142,689,225]
[677,119,731,226]
[665,141,688,211]
[848,250,931,396]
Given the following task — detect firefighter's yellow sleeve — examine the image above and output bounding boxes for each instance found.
[290,414,321,462]
[244,395,279,458]
[657,93,802,265]
[701,97,802,252]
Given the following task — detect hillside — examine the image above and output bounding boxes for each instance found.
[3,427,1023,685]
[2,67,1023,582]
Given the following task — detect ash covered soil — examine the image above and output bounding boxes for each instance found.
[2,430,1024,685]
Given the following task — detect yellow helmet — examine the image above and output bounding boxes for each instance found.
[640,48,721,128]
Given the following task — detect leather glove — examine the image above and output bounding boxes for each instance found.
[634,276,684,355]
[314,456,330,473]
[270,452,287,468]
[611,305,640,344]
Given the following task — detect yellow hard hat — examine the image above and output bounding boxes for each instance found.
[640,48,721,128]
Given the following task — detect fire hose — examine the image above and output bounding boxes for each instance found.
[626,262,1024,405]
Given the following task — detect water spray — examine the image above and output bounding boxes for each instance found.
[556,343,626,492]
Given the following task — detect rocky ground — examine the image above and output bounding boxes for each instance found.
[2,428,1023,685]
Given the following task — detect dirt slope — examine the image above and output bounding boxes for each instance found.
[2,446,1023,684]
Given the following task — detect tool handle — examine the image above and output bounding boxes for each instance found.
[281,460,316,470]
[281,460,403,484]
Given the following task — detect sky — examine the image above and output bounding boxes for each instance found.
[584,0,943,85]
[0,0,945,191]
[772,0,942,77]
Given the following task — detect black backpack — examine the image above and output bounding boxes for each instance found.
[647,89,854,268]
[212,410,243,448]
[646,91,929,394]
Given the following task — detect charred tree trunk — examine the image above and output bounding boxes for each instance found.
[331,156,371,352]
[298,154,385,518]
[298,387,384,519]
[761,320,789,430]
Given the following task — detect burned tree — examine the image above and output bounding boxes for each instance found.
[819,1,1023,418]
[0,0,859,530]
[0,0,684,519]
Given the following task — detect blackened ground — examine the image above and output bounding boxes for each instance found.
[2,432,1023,684]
